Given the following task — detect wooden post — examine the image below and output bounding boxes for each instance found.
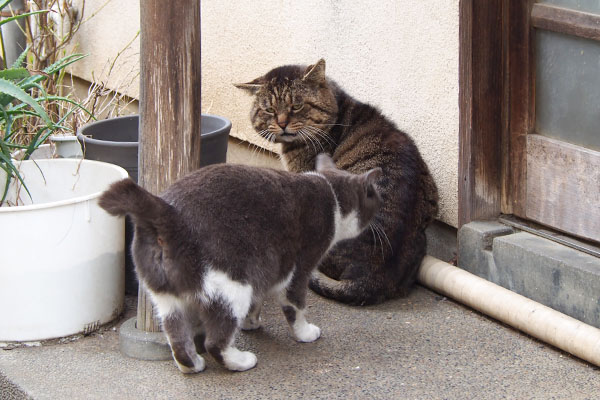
[458,0,504,228]
[137,0,202,332]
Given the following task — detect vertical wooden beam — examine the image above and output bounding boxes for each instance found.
[138,0,202,332]
[458,0,505,227]
[503,0,534,216]
[458,0,474,228]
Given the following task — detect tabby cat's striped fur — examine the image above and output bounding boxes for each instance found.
[236,59,438,305]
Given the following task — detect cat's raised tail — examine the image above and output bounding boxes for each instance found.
[98,178,176,231]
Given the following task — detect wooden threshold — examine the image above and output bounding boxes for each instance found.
[500,215,600,258]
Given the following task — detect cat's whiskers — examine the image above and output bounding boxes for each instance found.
[369,222,385,259]
[263,133,276,158]
[372,220,393,255]
[264,130,282,161]
[368,224,380,256]
[314,123,352,127]
[294,130,311,151]
[297,129,320,154]
[248,130,277,162]
[310,131,327,153]
[302,129,327,153]
[304,132,325,153]
[257,129,270,140]
[259,134,269,158]
[253,141,264,161]
[303,125,337,147]
[248,140,260,162]
[307,130,326,153]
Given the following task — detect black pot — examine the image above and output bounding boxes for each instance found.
[77,114,231,294]
[77,114,231,181]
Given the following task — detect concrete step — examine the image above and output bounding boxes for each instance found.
[459,221,600,328]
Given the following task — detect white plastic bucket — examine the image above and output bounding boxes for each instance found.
[0,159,128,341]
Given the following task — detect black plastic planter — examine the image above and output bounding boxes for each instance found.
[77,114,231,181]
[77,114,231,293]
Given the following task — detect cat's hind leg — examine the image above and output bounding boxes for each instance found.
[202,299,257,372]
[241,300,262,331]
[185,303,206,354]
[277,274,321,343]
[160,308,206,374]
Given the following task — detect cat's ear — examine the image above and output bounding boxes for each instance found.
[364,167,383,186]
[302,59,326,85]
[234,78,265,95]
[315,153,337,172]
[362,167,382,199]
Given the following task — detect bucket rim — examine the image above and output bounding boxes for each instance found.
[0,159,129,213]
[76,114,231,146]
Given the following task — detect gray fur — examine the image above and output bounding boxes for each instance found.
[98,155,380,373]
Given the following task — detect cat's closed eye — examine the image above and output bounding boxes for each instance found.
[292,103,304,112]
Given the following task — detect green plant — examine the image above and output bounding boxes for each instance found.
[0,0,90,205]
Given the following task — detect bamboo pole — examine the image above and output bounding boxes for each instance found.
[418,256,600,367]
[137,0,202,332]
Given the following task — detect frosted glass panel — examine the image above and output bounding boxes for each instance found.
[535,30,600,151]
[539,0,600,14]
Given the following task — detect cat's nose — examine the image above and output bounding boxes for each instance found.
[277,114,288,129]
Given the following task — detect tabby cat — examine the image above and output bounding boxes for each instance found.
[99,154,381,373]
[236,59,438,305]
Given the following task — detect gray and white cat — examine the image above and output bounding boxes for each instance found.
[99,154,381,373]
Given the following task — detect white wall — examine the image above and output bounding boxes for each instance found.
[70,0,460,227]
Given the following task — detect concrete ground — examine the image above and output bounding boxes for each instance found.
[1,287,599,400]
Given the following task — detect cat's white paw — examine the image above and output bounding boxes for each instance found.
[222,347,258,372]
[241,315,261,331]
[294,322,321,343]
[175,353,206,374]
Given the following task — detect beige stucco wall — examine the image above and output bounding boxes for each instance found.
[69,0,459,227]
[69,0,140,99]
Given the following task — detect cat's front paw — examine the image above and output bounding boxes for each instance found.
[223,347,258,372]
[175,353,206,374]
[294,323,321,343]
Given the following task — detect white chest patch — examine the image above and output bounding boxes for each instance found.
[306,173,362,250]
[330,206,361,249]
[200,269,253,321]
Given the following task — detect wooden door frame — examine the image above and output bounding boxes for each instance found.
[459,0,600,241]
[458,0,533,227]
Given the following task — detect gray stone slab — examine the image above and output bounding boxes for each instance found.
[494,231,600,328]
[458,221,600,329]
[458,220,514,281]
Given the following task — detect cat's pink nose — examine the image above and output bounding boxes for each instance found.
[277,121,287,129]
